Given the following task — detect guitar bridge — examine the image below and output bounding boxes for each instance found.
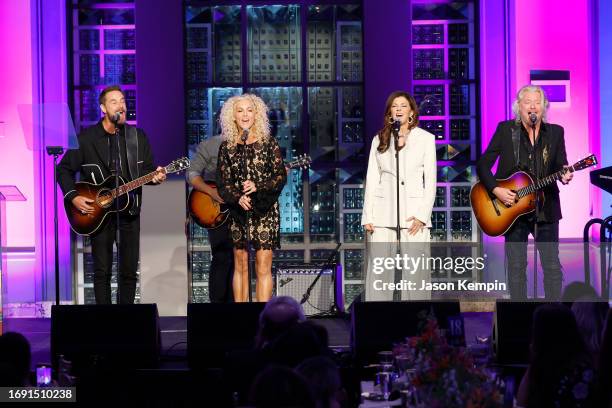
[491,198,501,216]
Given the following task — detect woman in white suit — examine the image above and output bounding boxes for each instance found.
[361,91,437,301]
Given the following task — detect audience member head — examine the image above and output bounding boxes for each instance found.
[255,296,306,349]
[527,303,588,407]
[530,303,585,362]
[571,301,609,360]
[561,281,599,305]
[301,320,329,349]
[296,356,343,408]
[0,332,31,386]
[249,365,315,408]
[0,362,23,387]
[599,309,612,397]
[267,321,326,368]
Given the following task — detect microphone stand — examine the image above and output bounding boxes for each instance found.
[112,118,122,304]
[46,146,64,306]
[393,122,402,300]
[531,118,539,299]
[240,131,254,302]
[300,242,341,315]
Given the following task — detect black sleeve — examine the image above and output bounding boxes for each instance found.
[476,122,504,193]
[139,128,157,175]
[256,137,287,193]
[57,139,84,202]
[216,142,242,204]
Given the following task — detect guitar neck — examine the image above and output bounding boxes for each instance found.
[517,165,575,197]
[285,155,311,170]
[111,169,163,198]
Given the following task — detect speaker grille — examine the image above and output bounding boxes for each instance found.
[275,266,336,316]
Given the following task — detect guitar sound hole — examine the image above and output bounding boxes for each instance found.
[97,190,114,208]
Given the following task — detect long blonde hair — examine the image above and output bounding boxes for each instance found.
[512,85,549,124]
[219,93,270,147]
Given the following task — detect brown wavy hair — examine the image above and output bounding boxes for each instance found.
[377,91,419,153]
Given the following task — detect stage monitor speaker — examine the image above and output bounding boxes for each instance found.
[494,300,551,366]
[351,301,461,365]
[51,304,160,375]
[275,264,343,316]
[188,302,265,369]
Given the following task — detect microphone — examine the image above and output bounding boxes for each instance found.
[111,111,122,124]
[392,120,401,134]
[241,129,249,143]
[529,112,537,126]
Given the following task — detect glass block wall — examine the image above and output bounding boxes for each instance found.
[184,3,365,306]
[70,0,139,304]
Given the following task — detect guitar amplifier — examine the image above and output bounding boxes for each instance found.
[275,264,343,317]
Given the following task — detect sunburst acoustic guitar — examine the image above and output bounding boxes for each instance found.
[470,154,597,237]
[188,154,312,229]
[65,157,190,235]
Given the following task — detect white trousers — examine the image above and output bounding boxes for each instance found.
[364,226,431,301]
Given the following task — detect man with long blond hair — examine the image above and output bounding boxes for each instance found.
[216,94,287,302]
[476,85,573,300]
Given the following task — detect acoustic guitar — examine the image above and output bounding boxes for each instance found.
[188,154,312,229]
[470,154,597,237]
[65,157,190,235]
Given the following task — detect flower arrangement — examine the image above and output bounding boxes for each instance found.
[394,318,503,408]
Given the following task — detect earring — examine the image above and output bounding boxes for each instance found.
[388,116,394,124]
[408,115,414,124]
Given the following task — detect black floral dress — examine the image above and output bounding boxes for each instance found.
[217,137,287,250]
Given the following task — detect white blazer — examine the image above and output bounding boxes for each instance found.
[361,127,437,228]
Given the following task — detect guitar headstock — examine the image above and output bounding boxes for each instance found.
[287,154,312,170]
[573,154,598,171]
[165,157,191,174]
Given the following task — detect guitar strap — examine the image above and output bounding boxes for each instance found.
[125,125,139,180]
[124,125,140,215]
[511,124,521,169]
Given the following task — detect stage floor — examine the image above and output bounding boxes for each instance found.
[2,312,493,370]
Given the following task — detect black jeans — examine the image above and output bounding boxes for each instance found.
[504,217,563,300]
[90,214,140,304]
[207,222,234,303]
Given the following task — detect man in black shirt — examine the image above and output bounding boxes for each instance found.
[58,86,166,304]
[476,85,573,299]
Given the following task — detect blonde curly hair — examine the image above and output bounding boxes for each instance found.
[219,93,270,147]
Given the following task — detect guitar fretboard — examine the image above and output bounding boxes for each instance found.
[111,169,165,199]
[516,166,575,198]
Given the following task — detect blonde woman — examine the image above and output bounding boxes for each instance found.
[217,94,287,302]
[361,91,437,301]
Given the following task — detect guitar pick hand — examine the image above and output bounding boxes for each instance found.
[210,190,225,204]
[72,196,94,214]
[493,187,516,206]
